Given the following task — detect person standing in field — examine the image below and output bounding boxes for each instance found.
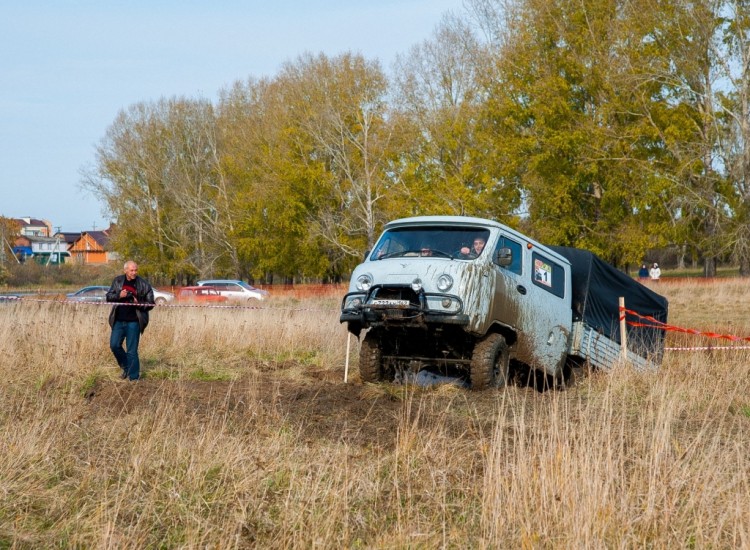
[649,262,661,281]
[638,263,649,280]
[106,260,155,381]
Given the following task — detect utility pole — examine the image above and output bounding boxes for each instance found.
[1,233,20,264]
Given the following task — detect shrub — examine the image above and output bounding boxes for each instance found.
[4,262,120,289]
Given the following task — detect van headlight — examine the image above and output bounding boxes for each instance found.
[344,295,364,309]
[411,278,423,292]
[437,274,453,292]
[356,274,373,291]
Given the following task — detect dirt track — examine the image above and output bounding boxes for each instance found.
[81,361,537,449]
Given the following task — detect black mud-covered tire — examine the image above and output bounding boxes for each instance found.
[359,330,386,383]
[470,333,510,390]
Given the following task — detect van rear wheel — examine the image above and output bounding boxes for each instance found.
[470,333,510,390]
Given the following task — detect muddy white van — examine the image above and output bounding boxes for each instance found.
[340,216,668,389]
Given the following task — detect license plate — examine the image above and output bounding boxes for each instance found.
[371,299,410,307]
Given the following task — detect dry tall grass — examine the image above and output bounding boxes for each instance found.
[0,282,748,548]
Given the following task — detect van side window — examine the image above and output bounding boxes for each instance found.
[495,237,522,275]
[531,252,565,298]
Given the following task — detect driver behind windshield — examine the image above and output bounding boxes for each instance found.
[457,236,487,259]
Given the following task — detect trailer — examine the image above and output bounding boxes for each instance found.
[551,246,668,372]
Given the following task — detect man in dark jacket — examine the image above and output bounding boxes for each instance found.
[106,260,155,380]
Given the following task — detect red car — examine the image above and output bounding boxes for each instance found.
[177,286,229,303]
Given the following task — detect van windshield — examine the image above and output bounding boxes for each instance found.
[370,226,491,261]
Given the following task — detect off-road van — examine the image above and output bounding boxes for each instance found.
[340,216,668,389]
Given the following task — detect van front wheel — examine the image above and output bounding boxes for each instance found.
[359,330,387,383]
[470,333,510,390]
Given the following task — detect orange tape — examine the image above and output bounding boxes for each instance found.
[620,306,750,343]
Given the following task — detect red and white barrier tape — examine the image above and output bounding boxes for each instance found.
[0,296,336,313]
[666,346,750,351]
[620,306,750,351]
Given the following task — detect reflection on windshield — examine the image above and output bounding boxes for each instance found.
[371,227,491,261]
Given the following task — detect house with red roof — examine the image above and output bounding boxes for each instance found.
[54,231,83,251]
[69,227,118,264]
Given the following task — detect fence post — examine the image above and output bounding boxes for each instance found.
[619,296,627,361]
[344,332,351,383]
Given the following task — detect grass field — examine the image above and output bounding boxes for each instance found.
[0,281,748,548]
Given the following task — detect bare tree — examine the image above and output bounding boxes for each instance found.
[278,52,397,253]
[82,98,236,281]
[391,15,518,219]
[715,0,750,274]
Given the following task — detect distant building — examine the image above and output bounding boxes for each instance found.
[54,231,82,251]
[14,217,52,237]
[13,235,70,264]
[70,227,118,264]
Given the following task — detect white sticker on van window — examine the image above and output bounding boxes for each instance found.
[534,258,552,287]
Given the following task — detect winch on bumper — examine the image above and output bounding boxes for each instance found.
[340,284,469,333]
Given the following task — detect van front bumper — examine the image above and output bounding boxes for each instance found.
[339,289,469,327]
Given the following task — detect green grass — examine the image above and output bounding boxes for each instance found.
[662,265,741,278]
[253,350,322,366]
[145,367,180,380]
[143,364,236,381]
[80,373,98,397]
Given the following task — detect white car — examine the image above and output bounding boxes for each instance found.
[153,288,175,305]
[196,279,269,301]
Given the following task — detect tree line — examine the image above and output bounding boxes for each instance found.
[81,0,750,283]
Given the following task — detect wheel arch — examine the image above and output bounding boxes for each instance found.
[483,321,517,348]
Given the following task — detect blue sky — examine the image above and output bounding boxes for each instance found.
[0,1,464,232]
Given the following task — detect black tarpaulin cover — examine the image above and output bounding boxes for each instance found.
[549,246,669,358]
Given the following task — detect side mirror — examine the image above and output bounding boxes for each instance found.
[495,247,512,267]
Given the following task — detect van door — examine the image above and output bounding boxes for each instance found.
[487,234,525,344]
[517,250,571,375]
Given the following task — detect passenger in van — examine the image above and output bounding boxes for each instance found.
[458,236,487,259]
[403,242,434,257]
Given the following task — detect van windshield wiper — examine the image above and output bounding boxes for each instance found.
[376,249,453,260]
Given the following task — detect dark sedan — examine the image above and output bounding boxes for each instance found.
[66,286,109,302]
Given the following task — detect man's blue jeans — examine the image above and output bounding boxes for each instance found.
[110,320,141,380]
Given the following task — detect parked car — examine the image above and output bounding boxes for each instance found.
[153,288,175,305]
[196,279,269,301]
[66,285,174,304]
[176,286,228,303]
[66,285,108,302]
